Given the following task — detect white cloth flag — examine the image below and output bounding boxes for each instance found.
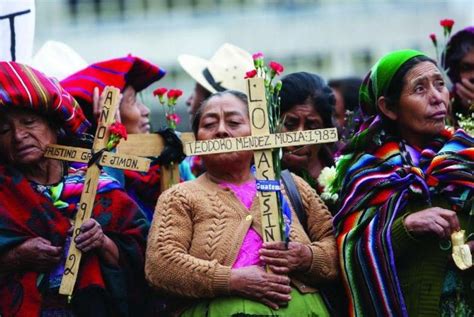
[0,0,35,62]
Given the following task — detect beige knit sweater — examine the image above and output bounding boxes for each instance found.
[145,172,338,298]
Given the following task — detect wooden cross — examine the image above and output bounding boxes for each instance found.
[44,87,151,298]
[116,77,338,244]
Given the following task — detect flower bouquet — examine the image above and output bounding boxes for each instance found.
[153,87,184,190]
[429,18,455,84]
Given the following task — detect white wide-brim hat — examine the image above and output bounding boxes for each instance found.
[31,40,88,80]
[178,43,254,94]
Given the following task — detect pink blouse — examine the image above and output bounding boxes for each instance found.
[219,180,263,268]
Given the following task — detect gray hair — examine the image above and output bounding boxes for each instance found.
[191,90,248,136]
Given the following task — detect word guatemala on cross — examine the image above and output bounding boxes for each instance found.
[44,87,150,298]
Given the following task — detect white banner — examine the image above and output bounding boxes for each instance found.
[0,0,35,62]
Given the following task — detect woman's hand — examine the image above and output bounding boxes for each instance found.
[15,237,62,272]
[74,219,120,267]
[75,218,106,252]
[404,207,460,239]
[229,265,292,310]
[92,86,122,123]
[259,242,312,274]
[455,78,474,111]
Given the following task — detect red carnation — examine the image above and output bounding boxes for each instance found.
[245,69,258,79]
[109,122,127,140]
[269,61,284,76]
[440,19,455,34]
[167,89,184,99]
[173,89,183,98]
[252,52,264,68]
[166,113,181,125]
[252,52,264,60]
[429,33,437,46]
[153,87,168,97]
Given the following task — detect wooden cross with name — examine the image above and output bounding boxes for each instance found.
[44,87,151,298]
[117,77,338,244]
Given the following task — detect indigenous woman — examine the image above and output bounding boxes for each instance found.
[279,72,336,193]
[0,62,149,316]
[61,56,188,220]
[444,26,474,127]
[333,50,474,316]
[145,91,338,316]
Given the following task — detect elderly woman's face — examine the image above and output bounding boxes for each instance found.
[281,103,323,171]
[197,94,251,140]
[395,61,449,144]
[0,109,57,165]
[120,86,151,134]
[197,93,252,167]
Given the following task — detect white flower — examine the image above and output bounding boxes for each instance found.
[317,166,337,190]
[320,191,339,203]
[317,166,338,204]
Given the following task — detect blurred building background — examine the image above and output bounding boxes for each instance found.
[21,0,474,130]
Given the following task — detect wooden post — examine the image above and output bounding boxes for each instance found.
[160,163,180,191]
[246,77,282,242]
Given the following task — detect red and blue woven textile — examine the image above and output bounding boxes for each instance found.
[60,55,166,106]
[0,61,90,135]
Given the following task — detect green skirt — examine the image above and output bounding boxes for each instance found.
[181,288,329,317]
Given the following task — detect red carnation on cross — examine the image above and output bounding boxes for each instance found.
[107,122,127,150]
[252,52,264,68]
[252,52,264,60]
[109,122,127,140]
[269,61,284,76]
[245,69,258,79]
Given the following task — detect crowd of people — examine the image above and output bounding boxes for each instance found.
[0,21,473,317]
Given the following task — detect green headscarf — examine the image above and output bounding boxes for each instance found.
[359,49,426,116]
[332,49,428,194]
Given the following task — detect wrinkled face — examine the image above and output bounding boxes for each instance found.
[281,103,323,171]
[186,83,211,119]
[396,61,449,146]
[197,93,252,167]
[120,86,151,134]
[458,48,474,84]
[0,109,57,166]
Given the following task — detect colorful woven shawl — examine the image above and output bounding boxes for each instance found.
[333,129,473,316]
[0,61,90,135]
[0,165,149,316]
[123,162,161,220]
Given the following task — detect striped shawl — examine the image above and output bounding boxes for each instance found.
[333,129,473,316]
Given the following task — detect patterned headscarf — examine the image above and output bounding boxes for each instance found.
[60,55,166,108]
[359,49,425,116]
[333,50,428,192]
[0,61,90,135]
